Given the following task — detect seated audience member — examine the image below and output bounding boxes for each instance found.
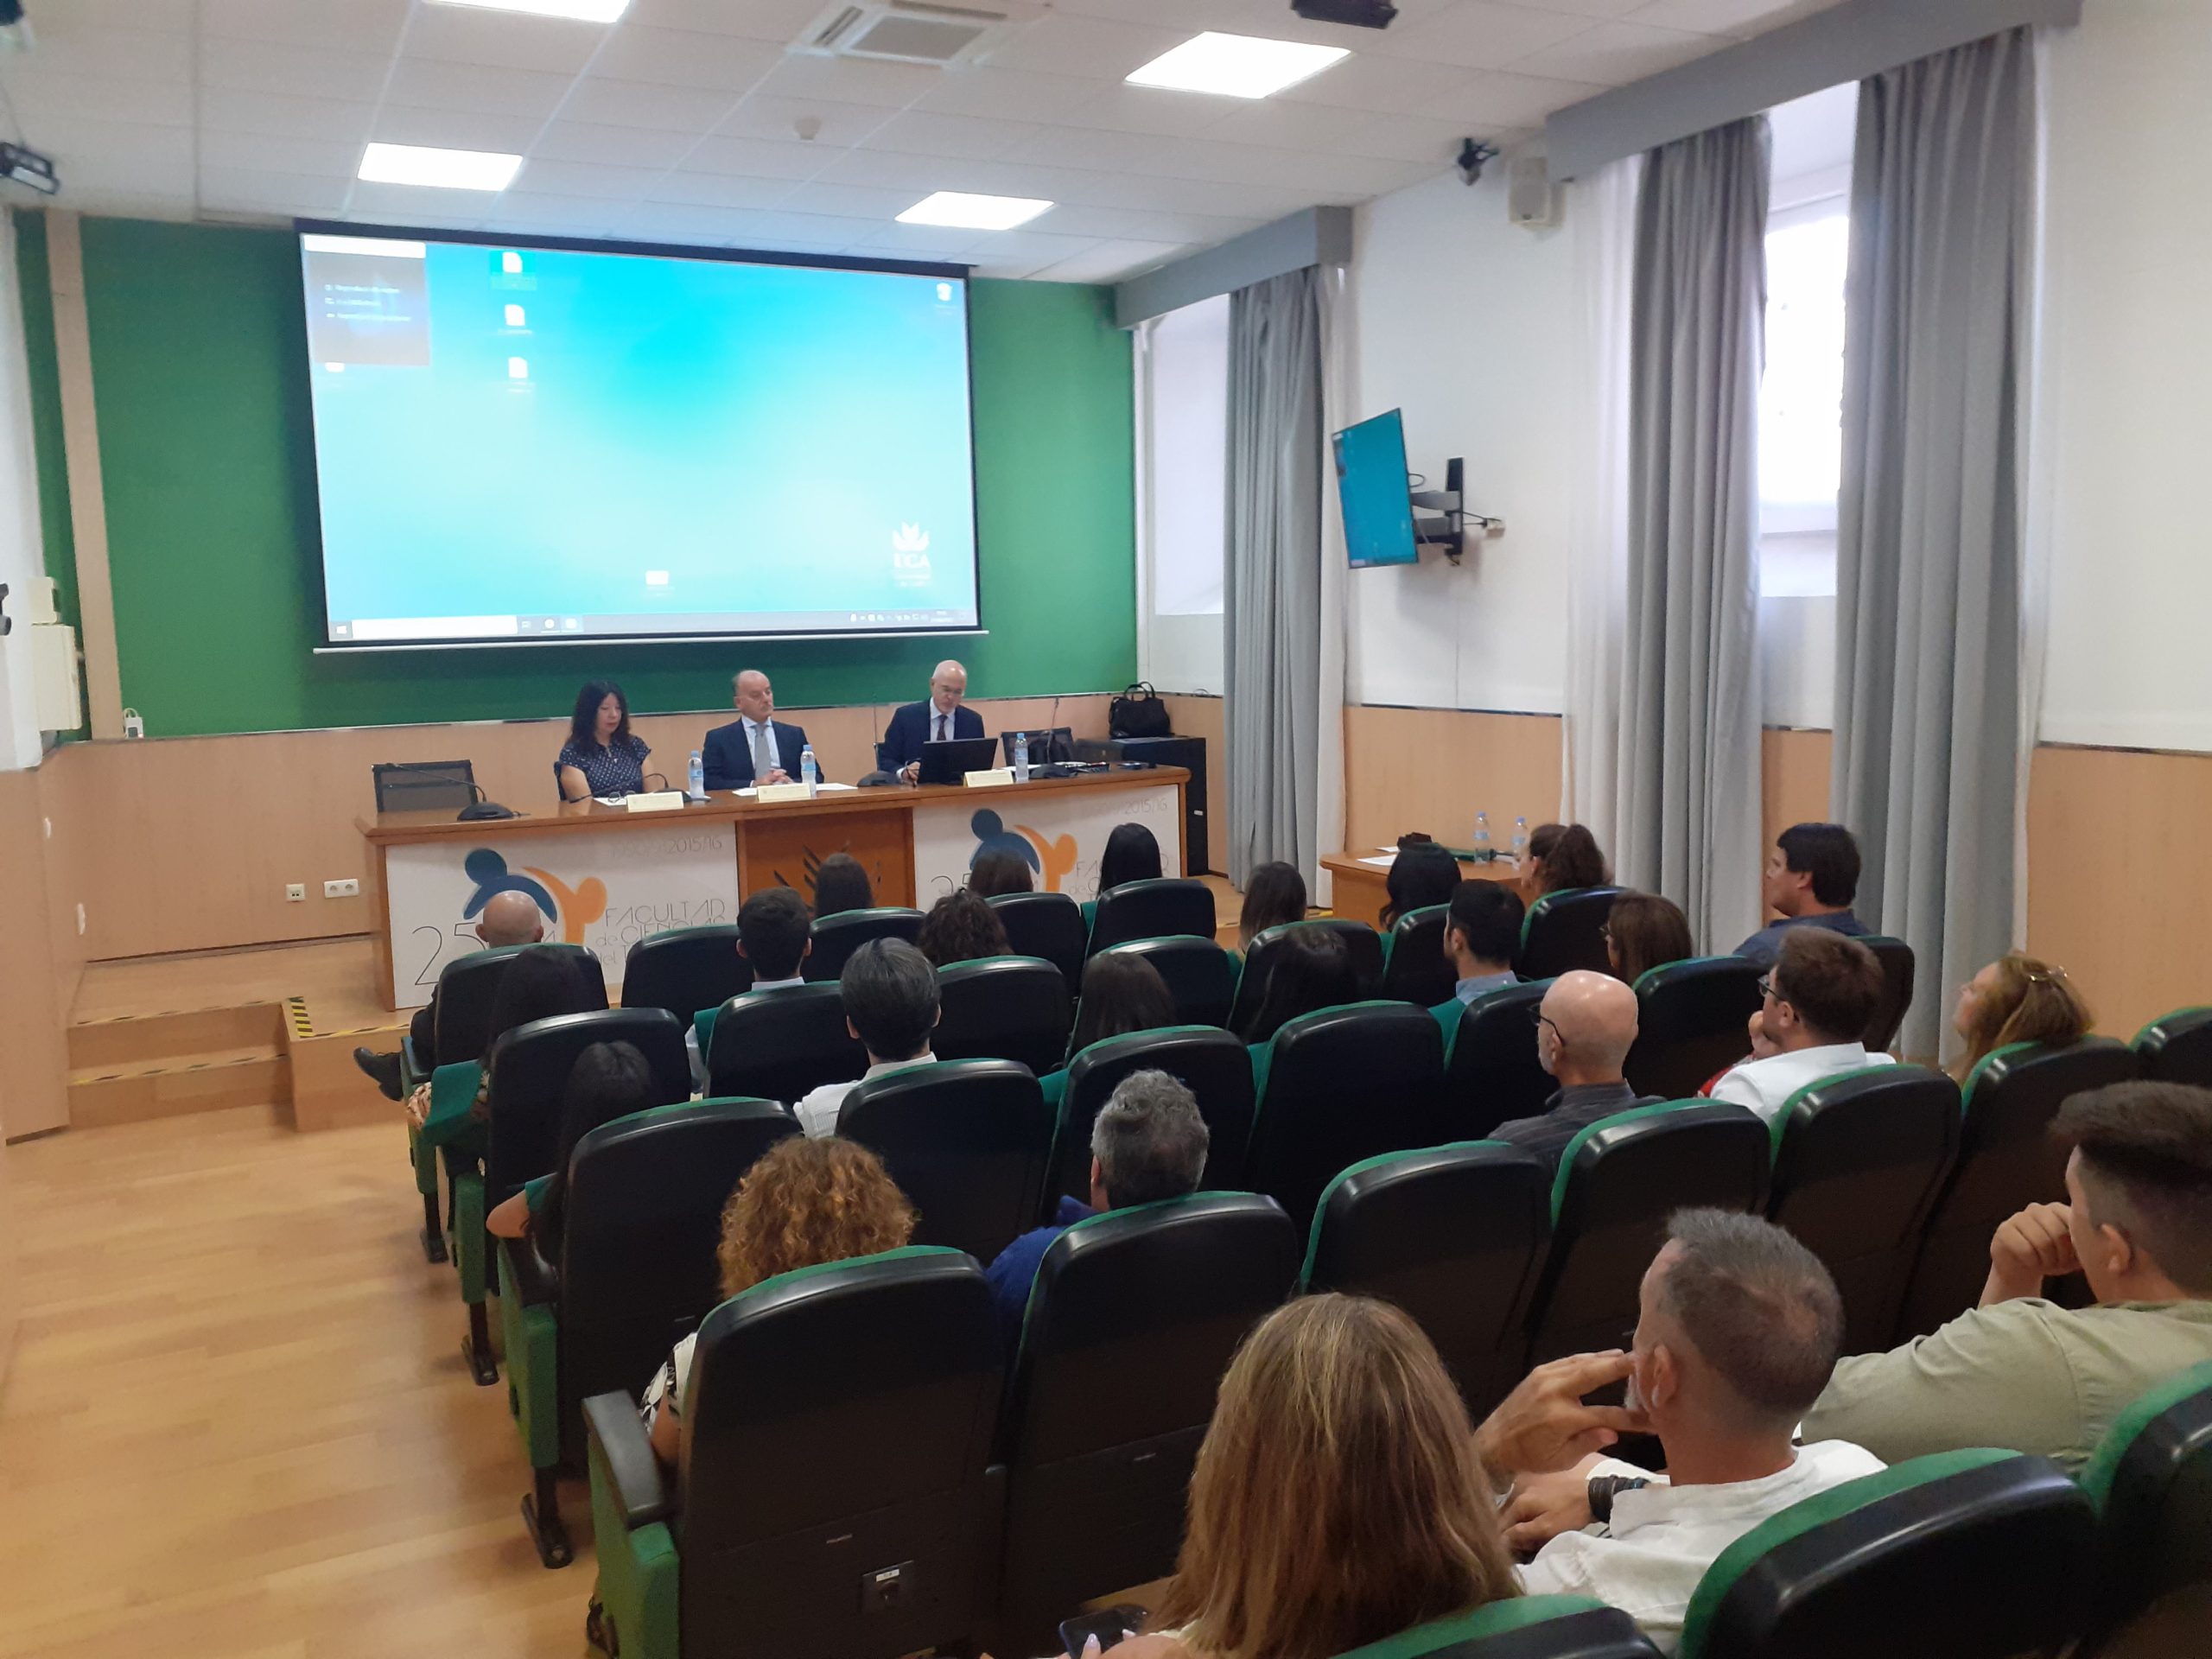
[1606,892,1695,985]
[1487,971,1660,1173]
[1382,841,1462,930]
[1732,823,1872,969]
[1122,1294,1522,1659]
[915,887,1012,969]
[1039,952,1181,1115]
[966,847,1035,898]
[354,888,544,1100]
[1439,880,1525,1013]
[1236,860,1308,955]
[640,1135,913,1464]
[1098,821,1164,893]
[810,852,874,918]
[793,938,938,1138]
[1802,1081,2212,1476]
[735,885,811,988]
[1525,823,1610,900]
[1236,925,1363,1046]
[403,944,602,1130]
[985,1070,1209,1341]
[1949,951,2093,1083]
[486,1040,655,1244]
[1501,1211,1881,1653]
[1707,930,1893,1121]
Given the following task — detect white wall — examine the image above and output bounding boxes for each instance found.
[1343,168,1574,714]
[2035,0,2212,752]
[0,211,48,772]
[1136,295,1228,696]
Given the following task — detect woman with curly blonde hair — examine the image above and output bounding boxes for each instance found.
[1950,952,2094,1084]
[642,1135,914,1462]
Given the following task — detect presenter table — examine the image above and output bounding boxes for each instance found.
[359,767,1187,1010]
[1321,849,1525,931]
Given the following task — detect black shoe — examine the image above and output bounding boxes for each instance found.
[353,1046,404,1102]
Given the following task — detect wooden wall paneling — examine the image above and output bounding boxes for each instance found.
[2027,744,2212,1040]
[34,747,86,1021]
[1163,693,1224,873]
[0,770,71,1139]
[1760,728,1834,852]
[1341,707,1563,854]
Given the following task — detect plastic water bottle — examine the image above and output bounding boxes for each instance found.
[1473,810,1492,862]
[1511,815,1530,868]
[799,743,819,798]
[1013,730,1031,784]
[688,749,704,800]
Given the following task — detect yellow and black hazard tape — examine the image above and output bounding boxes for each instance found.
[286,995,314,1039]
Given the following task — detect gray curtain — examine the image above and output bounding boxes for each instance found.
[1834,29,2033,1060]
[1224,267,1323,887]
[1618,118,1769,952]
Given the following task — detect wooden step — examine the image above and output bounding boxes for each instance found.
[68,1048,292,1128]
[68,1002,286,1073]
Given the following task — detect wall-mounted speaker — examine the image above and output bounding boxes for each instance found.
[1508,151,1560,230]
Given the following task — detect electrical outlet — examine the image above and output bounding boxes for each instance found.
[323,878,360,899]
[286,882,306,902]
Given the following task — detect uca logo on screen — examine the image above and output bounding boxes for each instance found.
[892,522,932,584]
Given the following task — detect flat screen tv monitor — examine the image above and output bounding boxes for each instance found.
[1332,408,1420,569]
[297,226,981,649]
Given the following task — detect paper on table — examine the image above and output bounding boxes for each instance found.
[1357,853,1399,868]
[734,782,859,798]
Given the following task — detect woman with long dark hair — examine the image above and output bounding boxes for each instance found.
[486,1039,657,1248]
[1382,842,1461,931]
[811,852,874,918]
[557,679,651,801]
[1237,926,1362,1046]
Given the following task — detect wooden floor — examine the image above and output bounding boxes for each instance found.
[0,1105,593,1658]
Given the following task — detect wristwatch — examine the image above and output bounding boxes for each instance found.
[1586,1473,1651,1525]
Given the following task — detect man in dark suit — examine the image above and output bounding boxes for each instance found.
[877,658,983,780]
[702,670,815,791]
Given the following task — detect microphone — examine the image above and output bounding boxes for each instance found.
[1049,695,1061,760]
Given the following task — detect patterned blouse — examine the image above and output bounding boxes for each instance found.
[558,733,651,798]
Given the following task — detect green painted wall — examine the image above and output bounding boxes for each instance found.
[19,213,1135,736]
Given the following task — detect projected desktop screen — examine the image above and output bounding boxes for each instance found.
[299,231,980,647]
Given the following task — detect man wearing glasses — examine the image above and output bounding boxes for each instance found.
[1489,970,1661,1173]
[1710,929,1894,1121]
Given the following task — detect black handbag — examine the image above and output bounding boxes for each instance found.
[1109,682,1172,740]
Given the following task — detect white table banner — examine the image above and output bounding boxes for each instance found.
[912,782,1181,906]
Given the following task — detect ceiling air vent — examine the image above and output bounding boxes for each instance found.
[795,0,1033,68]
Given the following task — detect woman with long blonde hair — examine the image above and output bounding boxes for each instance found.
[1950,952,2094,1083]
[1134,1294,1520,1659]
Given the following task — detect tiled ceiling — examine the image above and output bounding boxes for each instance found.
[0,0,1840,282]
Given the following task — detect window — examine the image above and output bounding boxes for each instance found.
[1758,200,1847,599]
[1135,294,1228,692]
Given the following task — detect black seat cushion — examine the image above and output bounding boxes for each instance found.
[620,925,751,1020]
[705,983,866,1103]
[1625,957,1764,1102]
[839,1060,1052,1262]
[2134,1006,2212,1090]
[1087,878,1217,956]
[1516,887,1622,982]
[1860,936,1916,1052]
[433,943,606,1065]
[989,892,1088,987]
[1054,1027,1258,1203]
[801,908,924,982]
[1227,918,1387,1033]
[1382,906,1457,1010]
[1440,980,1555,1140]
[1090,937,1237,1029]
[934,956,1071,1075]
[484,1007,690,1202]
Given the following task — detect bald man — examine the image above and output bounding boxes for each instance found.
[1488,969,1662,1173]
[702,670,817,791]
[877,658,983,781]
[353,888,547,1100]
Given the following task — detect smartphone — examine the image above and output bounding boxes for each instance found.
[1058,1604,1147,1654]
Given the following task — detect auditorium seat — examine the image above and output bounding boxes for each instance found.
[994,1193,1300,1655]
[1050,1026,1257,1205]
[1085,876,1217,957]
[498,1097,796,1566]
[1525,1102,1769,1367]
[1301,1142,1551,1420]
[2133,1005,2212,1089]
[1895,1037,2139,1341]
[404,943,605,1263]
[1675,1450,2095,1659]
[455,1007,690,1383]
[1860,935,1916,1052]
[801,906,923,982]
[1440,981,1555,1141]
[584,1248,1002,1659]
[1764,1065,1961,1354]
[619,925,750,1022]
[1624,957,1764,1101]
[1516,887,1622,982]
[838,1059,1051,1263]
[989,891,1088,987]
[1244,1001,1446,1233]
[933,956,1071,1075]
[1090,936,1237,1028]
[703,983,865,1103]
[1335,1598,1660,1658]
[1226,918,1387,1032]
[1380,904,1455,1010]
[2082,1360,2212,1652]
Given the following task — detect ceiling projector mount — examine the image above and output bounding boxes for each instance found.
[1291,0,1398,28]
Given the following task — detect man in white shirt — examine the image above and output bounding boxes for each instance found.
[794,938,938,1138]
[1497,1210,1885,1654]
[1708,928,1895,1122]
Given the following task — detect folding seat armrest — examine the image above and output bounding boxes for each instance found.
[586,1391,673,1529]
[501,1236,560,1309]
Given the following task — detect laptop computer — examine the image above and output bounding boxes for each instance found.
[917,735,1002,786]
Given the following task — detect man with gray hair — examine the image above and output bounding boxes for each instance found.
[879,658,984,780]
[983,1068,1211,1341]
[1491,1210,1884,1653]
